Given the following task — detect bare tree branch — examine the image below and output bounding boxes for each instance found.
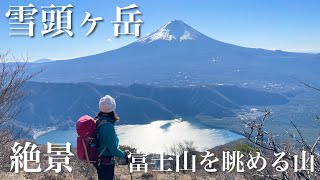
[0,51,41,146]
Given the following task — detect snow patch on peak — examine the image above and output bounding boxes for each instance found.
[137,20,203,43]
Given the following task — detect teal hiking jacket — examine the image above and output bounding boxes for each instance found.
[97,116,126,159]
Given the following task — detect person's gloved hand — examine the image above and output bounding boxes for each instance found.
[125,150,130,164]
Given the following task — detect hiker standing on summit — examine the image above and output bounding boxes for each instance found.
[95,95,128,180]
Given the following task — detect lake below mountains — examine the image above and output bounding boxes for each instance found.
[36,119,242,153]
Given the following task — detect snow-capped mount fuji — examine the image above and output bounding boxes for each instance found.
[137,20,205,43]
[29,20,319,86]
[132,20,234,49]
[128,20,254,58]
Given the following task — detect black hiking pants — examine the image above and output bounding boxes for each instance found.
[95,163,115,180]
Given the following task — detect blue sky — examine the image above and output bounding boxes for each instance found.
[1,0,320,61]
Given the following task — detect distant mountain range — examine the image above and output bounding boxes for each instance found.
[28,20,319,86]
[33,59,54,63]
[19,82,291,128]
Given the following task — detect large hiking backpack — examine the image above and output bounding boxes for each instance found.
[76,115,108,164]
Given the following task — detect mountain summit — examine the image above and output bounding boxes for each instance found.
[137,20,205,43]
